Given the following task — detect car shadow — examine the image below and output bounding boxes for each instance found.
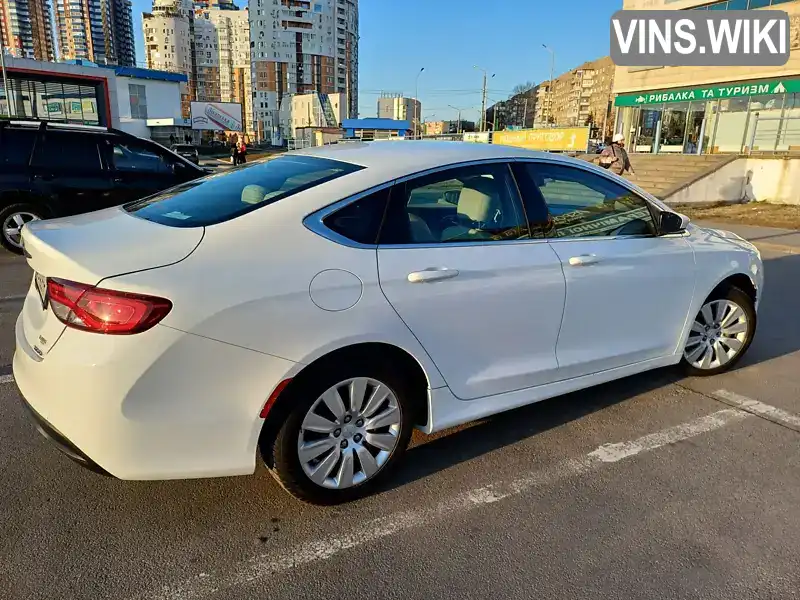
[385,251,800,493]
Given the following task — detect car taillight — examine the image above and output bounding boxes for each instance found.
[46,278,172,335]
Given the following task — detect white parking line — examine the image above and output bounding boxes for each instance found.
[713,389,800,430]
[0,374,13,385]
[151,407,753,600]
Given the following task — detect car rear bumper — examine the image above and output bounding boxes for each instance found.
[13,312,299,480]
[19,390,113,477]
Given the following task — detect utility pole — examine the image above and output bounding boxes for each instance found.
[542,44,555,126]
[0,15,13,118]
[474,65,494,132]
[414,67,424,139]
[448,104,463,134]
[522,98,528,129]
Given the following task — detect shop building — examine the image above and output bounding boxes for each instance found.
[614,0,800,154]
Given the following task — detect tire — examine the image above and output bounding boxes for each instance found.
[0,203,45,255]
[269,361,415,505]
[682,286,756,377]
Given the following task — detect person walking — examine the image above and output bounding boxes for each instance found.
[597,133,635,177]
[238,139,247,164]
[230,137,239,165]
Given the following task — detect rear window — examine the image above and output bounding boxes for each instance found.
[125,155,363,227]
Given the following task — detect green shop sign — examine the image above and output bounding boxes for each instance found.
[615,79,800,107]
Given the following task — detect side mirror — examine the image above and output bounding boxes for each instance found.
[659,211,689,235]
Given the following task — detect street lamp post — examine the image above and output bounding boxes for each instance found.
[473,65,495,133]
[542,44,555,126]
[414,67,424,139]
[448,104,464,133]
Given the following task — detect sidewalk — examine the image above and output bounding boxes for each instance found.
[694,220,800,251]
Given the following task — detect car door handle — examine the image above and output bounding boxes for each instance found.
[112,177,124,183]
[407,268,460,283]
[568,254,599,266]
[33,173,55,181]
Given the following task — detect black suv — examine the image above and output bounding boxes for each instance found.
[0,120,206,254]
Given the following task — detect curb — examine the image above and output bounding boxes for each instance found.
[751,240,800,254]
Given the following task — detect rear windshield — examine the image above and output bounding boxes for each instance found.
[125,155,363,227]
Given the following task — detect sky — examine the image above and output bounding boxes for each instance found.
[130,0,620,123]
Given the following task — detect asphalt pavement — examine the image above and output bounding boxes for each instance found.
[1,227,799,600]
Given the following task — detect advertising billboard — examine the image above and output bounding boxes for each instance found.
[462,132,490,143]
[190,101,243,131]
[492,127,590,153]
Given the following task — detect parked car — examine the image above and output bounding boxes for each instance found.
[0,120,206,254]
[14,142,762,505]
[170,143,200,164]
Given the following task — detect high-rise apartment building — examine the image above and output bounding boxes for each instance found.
[549,56,614,130]
[249,0,358,139]
[144,0,253,135]
[55,0,136,66]
[0,0,55,61]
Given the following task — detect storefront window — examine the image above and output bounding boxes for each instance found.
[713,97,750,153]
[660,102,689,153]
[746,94,784,152]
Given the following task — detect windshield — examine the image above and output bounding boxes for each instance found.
[125,154,363,227]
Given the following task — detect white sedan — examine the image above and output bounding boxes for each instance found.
[13,142,762,504]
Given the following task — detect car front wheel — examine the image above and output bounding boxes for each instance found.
[1,203,44,254]
[270,365,415,504]
[682,286,756,376]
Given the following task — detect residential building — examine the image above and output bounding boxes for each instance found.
[0,0,55,61]
[250,0,359,141]
[614,0,800,154]
[377,93,420,130]
[485,86,539,131]
[278,91,344,139]
[533,82,551,126]
[549,56,614,133]
[54,0,136,66]
[144,0,254,136]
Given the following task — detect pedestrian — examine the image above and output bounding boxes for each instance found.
[185,133,191,144]
[596,133,635,177]
[230,137,239,165]
[169,134,176,145]
[238,139,247,164]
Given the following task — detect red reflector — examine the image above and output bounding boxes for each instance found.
[46,278,172,335]
[260,379,292,418]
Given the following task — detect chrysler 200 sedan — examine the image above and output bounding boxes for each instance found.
[14,141,762,504]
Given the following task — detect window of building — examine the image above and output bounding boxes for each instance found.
[129,83,148,119]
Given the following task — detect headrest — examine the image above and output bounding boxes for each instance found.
[457,178,501,223]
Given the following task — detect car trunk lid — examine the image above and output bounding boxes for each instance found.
[19,206,203,357]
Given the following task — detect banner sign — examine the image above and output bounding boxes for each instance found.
[493,127,590,152]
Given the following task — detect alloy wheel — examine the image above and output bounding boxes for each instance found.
[297,377,402,489]
[2,211,39,250]
[684,299,749,371]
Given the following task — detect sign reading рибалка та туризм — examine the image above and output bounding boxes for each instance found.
[614,78,800,107]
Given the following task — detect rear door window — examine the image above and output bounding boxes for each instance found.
[0,128,37,167]
[125,155,363,227]
[31,131,103,172]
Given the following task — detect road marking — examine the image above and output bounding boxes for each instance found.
[0,374,13,385]
[0,294,25,302]
[713,389,800,431]
[151,407,751,600]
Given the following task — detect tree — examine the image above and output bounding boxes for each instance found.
[511,81,536,97]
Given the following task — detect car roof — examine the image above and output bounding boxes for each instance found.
[290,140,571,179]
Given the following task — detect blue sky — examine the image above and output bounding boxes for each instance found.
[131,0,620,122]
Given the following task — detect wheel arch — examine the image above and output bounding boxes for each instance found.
[708,272,757,305]
[258,341,432,468]
[0,190,55,216]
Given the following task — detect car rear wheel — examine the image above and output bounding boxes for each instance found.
[270,364,414,504]
[682,286,756,377]
[1,203,44,254]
